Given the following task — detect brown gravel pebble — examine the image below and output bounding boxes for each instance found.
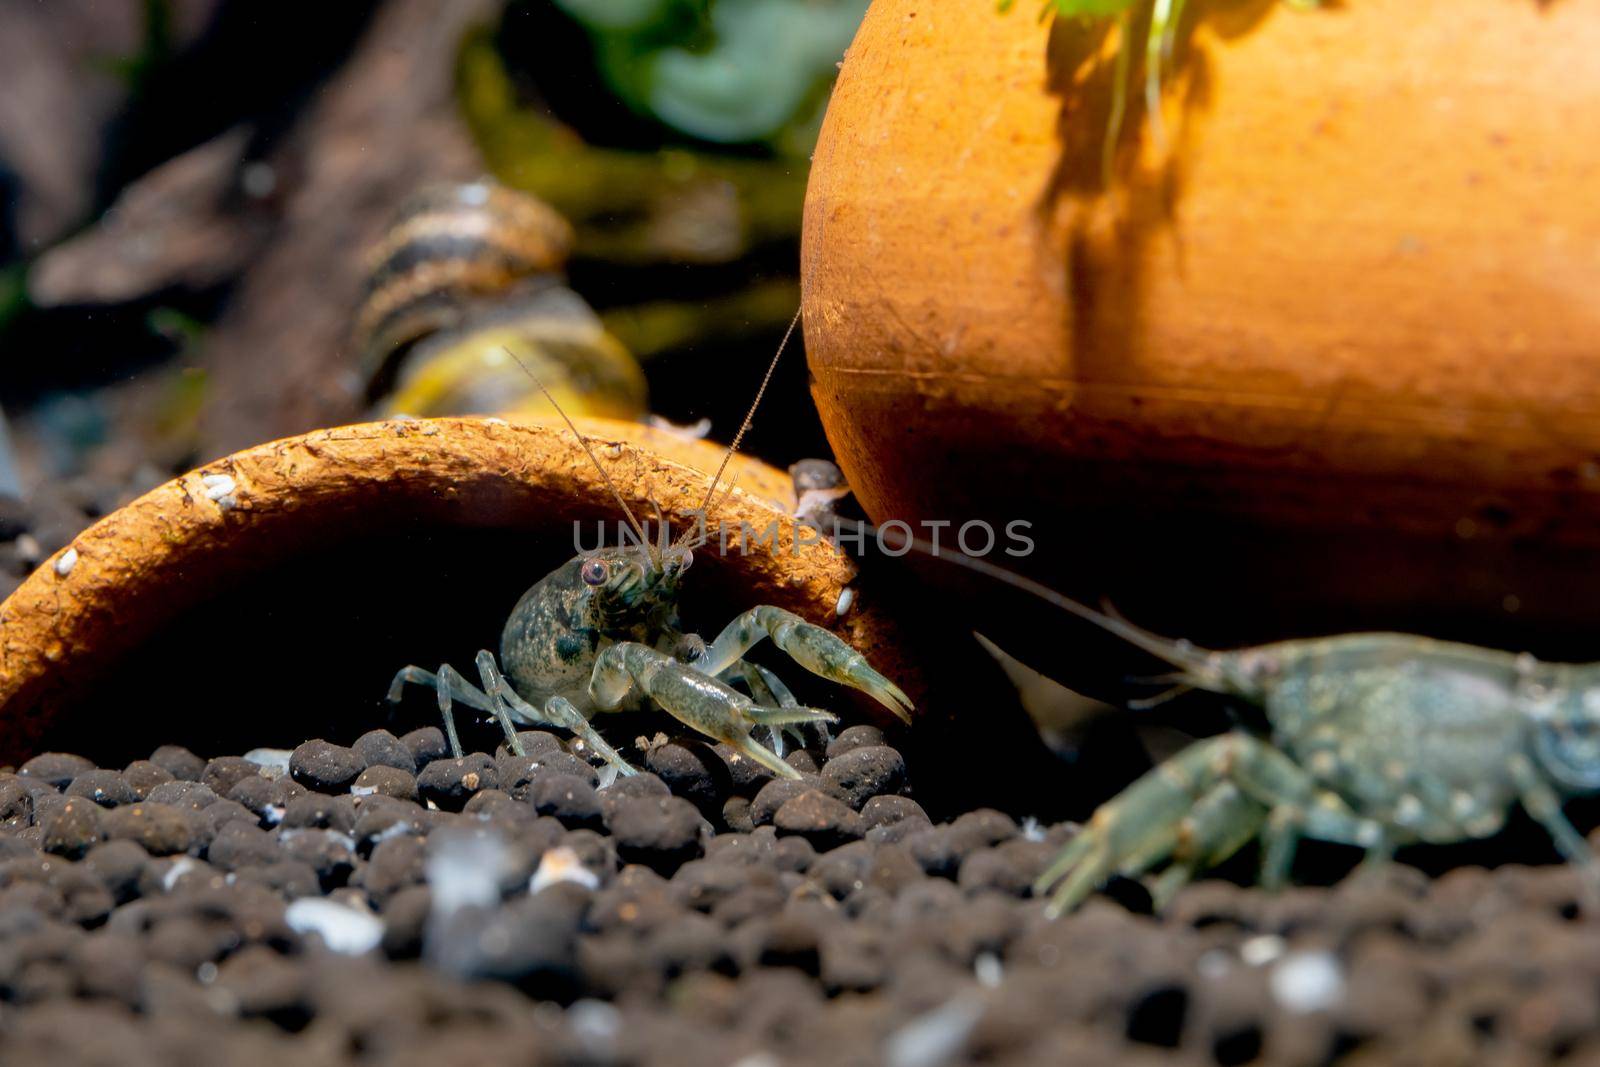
[416,754,499,811]
[200,757,263,796]
[401,727,449,768]
[821,745,907,809]
[147,745,206,781]
[289,740,365,793]
[5,723,1600,1067]
[353,730,417,775]
[100,802,193,855]
[18,753,94,789]
[120,761,175,799]
[64,770,138,808]
[773,790,865,851]
[352,765,419,802]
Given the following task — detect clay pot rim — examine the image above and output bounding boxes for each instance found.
[0,416,907,764]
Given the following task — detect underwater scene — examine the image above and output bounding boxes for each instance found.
[2,2,1600,1064]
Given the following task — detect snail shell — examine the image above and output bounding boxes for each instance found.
[352,180,644,421]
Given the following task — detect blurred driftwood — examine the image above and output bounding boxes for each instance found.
[28,128,267,306]
[0,0,217,256]
[198,0,499,458]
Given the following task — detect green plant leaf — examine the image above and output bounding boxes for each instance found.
[1048,0,1139,15]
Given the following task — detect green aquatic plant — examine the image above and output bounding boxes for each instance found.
[552,0,868,153]
[1003,0,1323,182]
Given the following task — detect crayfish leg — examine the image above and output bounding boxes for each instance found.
[1036,733,1384,916]
[698,605,912,723]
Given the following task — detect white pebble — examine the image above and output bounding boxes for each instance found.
[14,534,41,564]
[531,845,600,895]
[243,748,291,778]
[886,995,983,1067]
[1019,816,1046,843]
[262,804,285,826]
[427,830,512,918]
[1240,933,1285,967]
[162,857,200,892]
[371,820,415,845]
[1270,950,1345,1014]
[285,898,384,955]
[834,587,855,616]
[567,998,621,1043]
[53,547,78,576]
[974,951,1003,988]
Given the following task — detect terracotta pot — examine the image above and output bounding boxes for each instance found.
[802,0,1600,645]
[0,417,914,765]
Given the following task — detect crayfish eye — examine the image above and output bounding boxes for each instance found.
[1534,718,1600,793]
[581,559,610,586]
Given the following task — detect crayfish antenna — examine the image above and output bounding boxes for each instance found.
[829,516,1218,679]
[674,307,799,551]
[1127,684,1195,711]
[503,346,656,565]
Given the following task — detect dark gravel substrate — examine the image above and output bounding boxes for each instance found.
[1,725,1598,1067]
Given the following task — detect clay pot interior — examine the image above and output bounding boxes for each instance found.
[55,521,753,766]
[0,418,1087,817]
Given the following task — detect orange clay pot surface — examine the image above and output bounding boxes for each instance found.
[802,0,1600,642]
[0,418,911,765]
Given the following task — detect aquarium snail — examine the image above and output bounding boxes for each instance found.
[353,180,647,422]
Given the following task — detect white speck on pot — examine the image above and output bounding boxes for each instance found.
[531,845,599,895]
[53,548,78,576]
[1240,934,1286,967]
[286,897,385,955]
[201,472,238,509]
[835,587,855,616]
[1270,950,1344,1014]
[484,416,508,426]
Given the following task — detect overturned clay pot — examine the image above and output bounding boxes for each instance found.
[0,417,915,766]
